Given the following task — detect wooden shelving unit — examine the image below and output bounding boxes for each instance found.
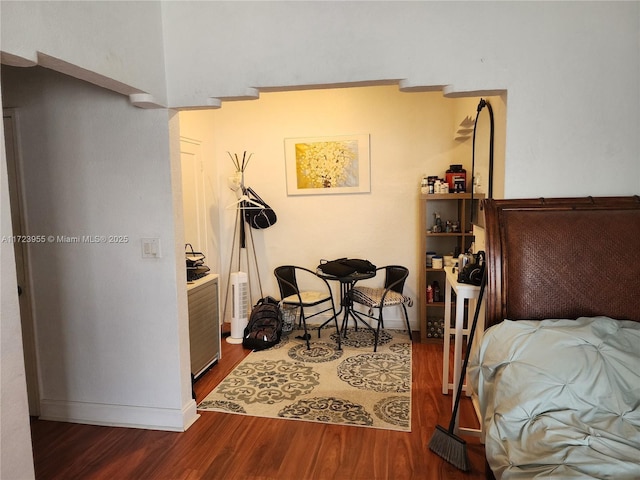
[419,193,483,342]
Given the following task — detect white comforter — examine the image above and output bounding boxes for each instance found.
[468,316,640,479]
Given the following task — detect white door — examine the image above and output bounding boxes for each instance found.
[180,137,207,258]
[4,109,40,415]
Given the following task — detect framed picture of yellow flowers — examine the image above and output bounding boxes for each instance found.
[284,134,371,195]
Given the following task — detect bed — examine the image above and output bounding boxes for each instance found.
[468,196,640,480]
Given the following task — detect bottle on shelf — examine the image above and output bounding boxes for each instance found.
[426,251,436,268]
[427,284,434,303]
[420,174,429,194]
[432,281,441,302]
[432,212,442,233]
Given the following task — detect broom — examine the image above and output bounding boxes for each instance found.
[428,269,486,471]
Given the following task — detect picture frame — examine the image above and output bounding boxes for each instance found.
[284,134,371,196]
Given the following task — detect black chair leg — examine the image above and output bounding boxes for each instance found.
[300,309,311,350]
[373,328,379,352]
[333,311,342,350]
[302,325,311,349]
[374,315,383,352]
[402,304,413,340]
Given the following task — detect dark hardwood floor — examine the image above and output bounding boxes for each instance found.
[30,333,486,479]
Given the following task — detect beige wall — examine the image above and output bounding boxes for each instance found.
[180,85,501,328]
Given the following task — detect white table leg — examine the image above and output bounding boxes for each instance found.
[463,297,475,396]
[442,275,453,394]
[451,291,465,431]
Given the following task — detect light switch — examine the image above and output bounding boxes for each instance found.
[141,237,161,258]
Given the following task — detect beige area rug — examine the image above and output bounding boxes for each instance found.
[198,327,412,432]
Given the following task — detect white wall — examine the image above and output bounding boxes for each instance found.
[2,1,637,194]
[1,66,196,432]
[0,1,168,106]
[164,1,640,197]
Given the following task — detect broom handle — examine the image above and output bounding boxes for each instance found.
[448,270,486,433]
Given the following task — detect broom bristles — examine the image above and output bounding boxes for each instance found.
[428,424,470,472]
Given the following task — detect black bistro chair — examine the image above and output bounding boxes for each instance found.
[348,265,413,351]
[274,266,342,350]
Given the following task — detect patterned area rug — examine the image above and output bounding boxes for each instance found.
[198,328,412,431]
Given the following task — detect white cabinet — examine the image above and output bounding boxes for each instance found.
[187,275,220,379]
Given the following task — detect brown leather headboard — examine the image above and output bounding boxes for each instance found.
[483,196,640,328]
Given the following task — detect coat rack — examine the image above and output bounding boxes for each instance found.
[221,153,265,329]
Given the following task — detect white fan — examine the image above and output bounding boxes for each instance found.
[227,271,249,344]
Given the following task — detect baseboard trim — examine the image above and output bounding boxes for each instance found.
[39,398,200,432]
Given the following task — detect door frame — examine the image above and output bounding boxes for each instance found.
[180,136,208,259]
[3,108,40,415]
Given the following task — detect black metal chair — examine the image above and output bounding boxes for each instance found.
[348,265,413,351]
[274,266,341,350]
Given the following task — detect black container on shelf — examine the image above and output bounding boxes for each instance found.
[445,164,467,192]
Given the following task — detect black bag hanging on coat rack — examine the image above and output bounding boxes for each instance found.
[242,186,277,229]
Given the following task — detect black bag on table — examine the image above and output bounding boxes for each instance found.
[242,297,283,351]
[243,187,277,229]
[343,258,376,274]
[317,258,376,277]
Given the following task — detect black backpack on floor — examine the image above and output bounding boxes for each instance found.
[243,297,282,351]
